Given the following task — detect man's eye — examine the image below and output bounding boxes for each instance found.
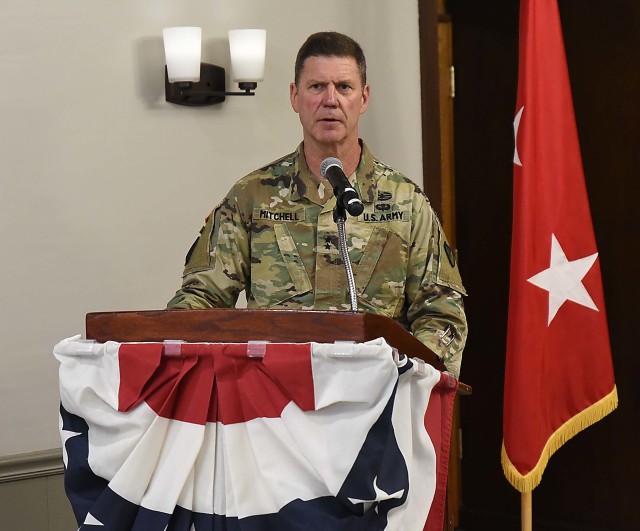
[339,84,352,92]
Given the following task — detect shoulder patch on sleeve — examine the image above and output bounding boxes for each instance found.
[434,218,467,296]
[183,209,217,275]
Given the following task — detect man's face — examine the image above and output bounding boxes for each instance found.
[290,55,370,150]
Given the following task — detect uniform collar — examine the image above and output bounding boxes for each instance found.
[289,143,327,204]
[354,141,378,204]
[289,140,379,205]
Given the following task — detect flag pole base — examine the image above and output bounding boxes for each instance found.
[521,491,532,531]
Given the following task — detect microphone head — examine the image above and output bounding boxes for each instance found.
[320,157,343,177]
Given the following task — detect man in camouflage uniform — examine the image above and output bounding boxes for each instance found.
[167,31,467,377]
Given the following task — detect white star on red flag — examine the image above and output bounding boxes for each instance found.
[527,234,599,325]
[513,106,524,166]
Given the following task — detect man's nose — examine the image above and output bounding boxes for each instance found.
[323,85,338,106]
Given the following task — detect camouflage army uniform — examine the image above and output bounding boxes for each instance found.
[167,142,467,376]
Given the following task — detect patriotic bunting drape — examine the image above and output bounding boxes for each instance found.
[56,336,457,530]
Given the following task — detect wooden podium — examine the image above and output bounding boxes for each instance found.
[78,307,469,530]
[86,308,470,395]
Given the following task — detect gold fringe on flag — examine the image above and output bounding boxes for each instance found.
[501,386,618,493]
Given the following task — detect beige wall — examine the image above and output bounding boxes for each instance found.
[0,471,76,530]
[0,0,422,457]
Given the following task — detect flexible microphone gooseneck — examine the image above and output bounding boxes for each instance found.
[319,157,364,217]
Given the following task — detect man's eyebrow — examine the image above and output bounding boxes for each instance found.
[313,79,355,85]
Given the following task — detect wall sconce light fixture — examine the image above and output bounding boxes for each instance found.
[163,27,266,106]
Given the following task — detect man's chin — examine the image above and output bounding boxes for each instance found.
[313,129,346,146]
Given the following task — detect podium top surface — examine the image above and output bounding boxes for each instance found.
[86,308,470,394]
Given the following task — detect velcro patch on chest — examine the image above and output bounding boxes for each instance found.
[360,207,410,223]
[253,207,306,222]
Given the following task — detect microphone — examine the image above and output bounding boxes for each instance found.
[319,157,364,217]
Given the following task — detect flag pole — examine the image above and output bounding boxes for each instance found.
[521,492,532,531]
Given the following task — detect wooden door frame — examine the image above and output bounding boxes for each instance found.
[418,1,462,530]
[419,0,456,240]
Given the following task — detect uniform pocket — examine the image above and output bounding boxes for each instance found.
[434,226,467,295]
[183,212,215,276]
[250,222,312,306]
[273,224,312,294]
[355,226,408,318]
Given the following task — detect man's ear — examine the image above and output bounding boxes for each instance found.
[290,82,299,113]
[360,84,370,115]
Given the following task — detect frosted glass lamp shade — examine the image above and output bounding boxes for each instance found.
[228,29,266,82]
[163,27,202,82]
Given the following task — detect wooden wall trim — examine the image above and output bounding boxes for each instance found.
[418,0,443,209]
[0,449,64,483]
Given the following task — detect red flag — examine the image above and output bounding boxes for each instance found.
[502,0,617,492]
